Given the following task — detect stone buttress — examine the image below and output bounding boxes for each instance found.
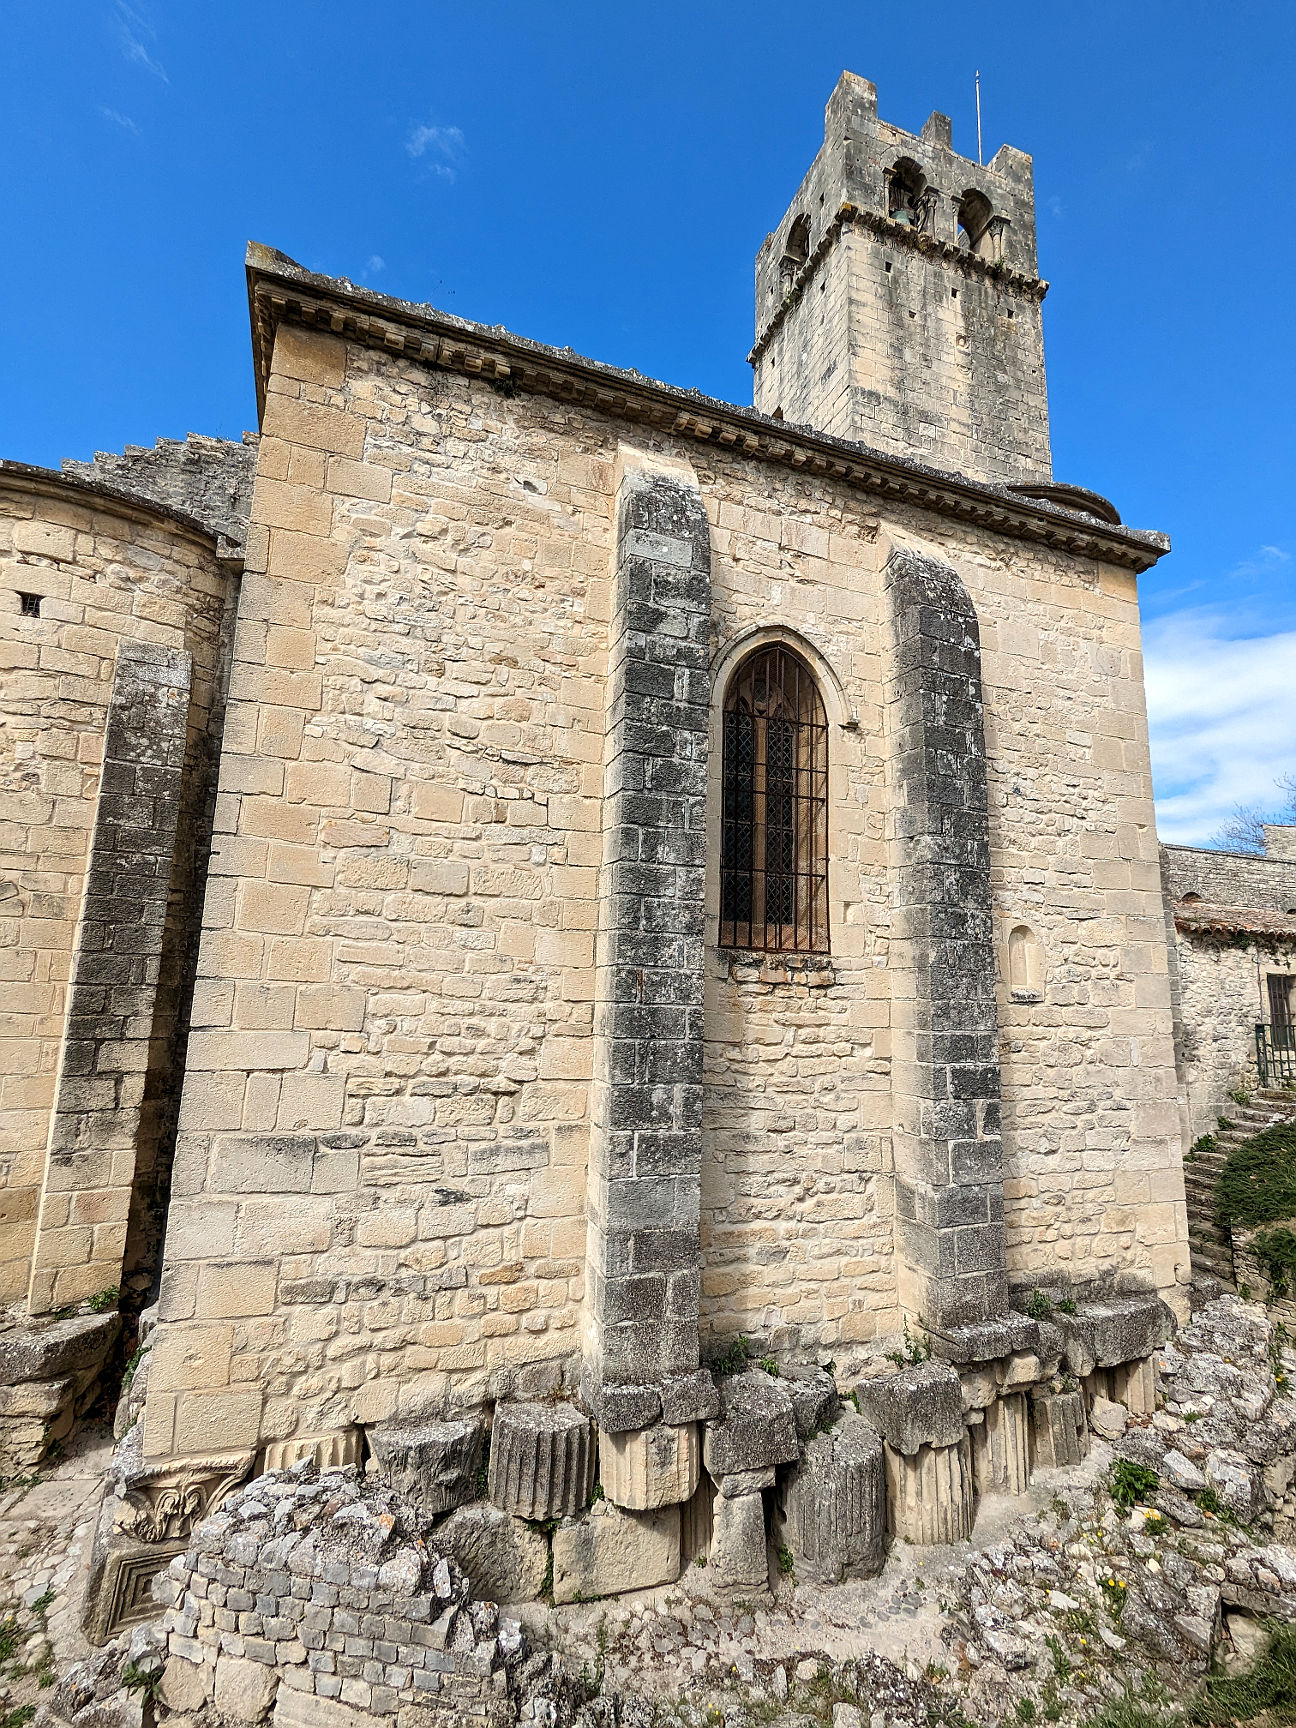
[580,452,716,1539]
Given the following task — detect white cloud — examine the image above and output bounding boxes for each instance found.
[361,255,386,281]
[99,106,140,134]
[1144,606,1296,845]
[113,2,168,80]
[405,123,464,180]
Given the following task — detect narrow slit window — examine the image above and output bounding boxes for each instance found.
[720,644,829,953]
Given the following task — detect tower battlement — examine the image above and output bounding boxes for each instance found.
[752,73,1051,486]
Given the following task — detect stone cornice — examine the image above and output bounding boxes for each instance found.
[0,459,241,566]
[245,244,1169,575]
[749,203,1049,364]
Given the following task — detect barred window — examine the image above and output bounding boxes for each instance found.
[720,644,829,953]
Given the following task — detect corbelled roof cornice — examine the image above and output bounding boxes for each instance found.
[246,243,1170,574]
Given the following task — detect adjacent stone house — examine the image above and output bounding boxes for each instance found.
[1,72,1206,1623]
[1162,830,1296,1137]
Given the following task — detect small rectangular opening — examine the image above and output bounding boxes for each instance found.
[18,592,41,618]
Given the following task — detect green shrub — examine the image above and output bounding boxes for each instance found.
[1251,1225,1296,1298]
[1217,1122,1296,1228]
[1025,1290,1052,1320]
[1109,1459,1160,1510]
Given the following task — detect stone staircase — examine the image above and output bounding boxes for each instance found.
[1184,1087,1296,1284]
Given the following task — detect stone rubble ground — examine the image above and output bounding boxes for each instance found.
[31,1295,1296,1728]
[0,1423,111,1727]
[517,1294,1296,1728]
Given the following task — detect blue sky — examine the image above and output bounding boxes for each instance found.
[4,1,1293,844]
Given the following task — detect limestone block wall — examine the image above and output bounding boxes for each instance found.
[701,497,895,1356]
[970,549,1188,1305]
[0,467,234,1308]
[147,328,613,1460]
[1171,933,1296,1138]
[143,310,1186,1460]
[1162,843,1296,913]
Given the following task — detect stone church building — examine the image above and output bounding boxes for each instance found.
[1,73,1217,1625]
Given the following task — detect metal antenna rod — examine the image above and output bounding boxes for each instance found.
[975,69,983,166]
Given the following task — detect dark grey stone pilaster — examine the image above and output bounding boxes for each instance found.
[584,463,711,1420]
[29,640,192,1313]
[885,546,1007,1333]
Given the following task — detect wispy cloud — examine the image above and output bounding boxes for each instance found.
[1145,596,1296,844]
[99,106,140,134]
[360,255,386,282]
[405,123,464,180]
[114,2,168,81]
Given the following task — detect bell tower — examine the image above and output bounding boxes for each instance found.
[751,73,1051,487]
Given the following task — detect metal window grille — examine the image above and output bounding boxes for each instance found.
[720,644,829,953]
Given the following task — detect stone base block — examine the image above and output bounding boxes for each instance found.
[552,1500,681,1603]
[1112,1355,1156,1416]
[776,1415,886,1583]
[703,1372,798,1476]
[368,1415,484,1516]
[600,1421,698,1510]
[432,1502,550,1603]
[1030,1389,1088,1469]
[488,1400,594,1520]
[1056,1297,1174,1378]
[0,1310,119,1472]
[709,1488,769,1599]
[884,1433,974,1546]
[856,1361,964,1455]
[782,1365,840,1439]
[971,1393,1029,1496]
[262,1427,361,1472]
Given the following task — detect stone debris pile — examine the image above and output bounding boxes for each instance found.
[938,1294,1296,1721]
[49,1461,594,1728]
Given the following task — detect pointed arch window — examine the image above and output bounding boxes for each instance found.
[720,644,829,953]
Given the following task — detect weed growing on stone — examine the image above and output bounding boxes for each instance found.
[712,1336,752,1378]
[1099,1574,1129,1619]
[1109,1459,1160,1511]
[86,1285,119,1313]
[120,1658,161,1702]
[1044,1634,1073,1682]
[757,1356,779,1376]
[886,1318,933,1366]
[1026,1291,1053,1320]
